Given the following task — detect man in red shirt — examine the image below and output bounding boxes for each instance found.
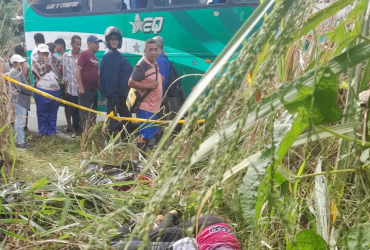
[76,35,102,132]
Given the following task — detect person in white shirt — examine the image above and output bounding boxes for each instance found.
[30,33,46,63]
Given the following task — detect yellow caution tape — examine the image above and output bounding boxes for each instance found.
[3,75,205,125]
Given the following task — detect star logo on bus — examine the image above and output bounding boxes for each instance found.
[130,14,144,33]
[133,42,140,53]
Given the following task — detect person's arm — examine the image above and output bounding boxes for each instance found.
[32,58,51,77]
[76,65,84,95]
[62,54,68,95]
[119,58,133,96]
[128,78,158,91]
[10,73,33,96]
[128,65,158,91]
[156,59,168,86]
[76,52,86,95]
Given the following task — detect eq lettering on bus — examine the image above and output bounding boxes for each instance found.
[130,14,164,35]
[46,1,79,10]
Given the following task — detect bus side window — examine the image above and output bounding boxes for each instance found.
[154,0,227,6]
[88,0,121,12]
[122,0,148,9]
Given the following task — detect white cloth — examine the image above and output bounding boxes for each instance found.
[172,237,198,250]
[36,71,60,91]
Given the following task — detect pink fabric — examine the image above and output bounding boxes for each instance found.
[197,223,241,250]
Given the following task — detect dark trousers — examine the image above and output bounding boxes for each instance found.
[34,88,60,136]
[107,95,132,138]
[78,90,97,132]
[67,95,79,133]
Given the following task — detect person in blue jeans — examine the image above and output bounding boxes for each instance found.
[8,55,33,149]
[128,39,162,152]
[32,44,61,136]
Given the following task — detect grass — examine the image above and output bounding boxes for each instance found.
[9,134,80,182]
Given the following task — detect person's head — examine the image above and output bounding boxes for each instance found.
[71,35,82,53]
[54,38,66,53]
[153,36,164,53]
[47,42,55,54]
[87,35,102,54]
[10,54,26,70]
[34,33,45,46]
[144,39,158,63]
[37,44,50,59]
[104,26,123,50]
[14,43,25,57]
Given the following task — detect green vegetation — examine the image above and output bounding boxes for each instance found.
[0,0,24,55]
[2,0,370,249]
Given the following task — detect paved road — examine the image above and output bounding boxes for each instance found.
[27,103,105,139]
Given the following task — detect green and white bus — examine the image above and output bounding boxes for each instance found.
[24,0,261,110]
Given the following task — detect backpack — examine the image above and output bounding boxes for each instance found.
[165,59,182,97]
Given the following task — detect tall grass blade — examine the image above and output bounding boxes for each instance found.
[0,228,28,242]
[38,223,80,237]
[150,0,276,164]
[60,196,71,226]
[297,0,354,38]
[314,158,330,243]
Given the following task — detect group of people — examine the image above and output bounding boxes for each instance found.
[1,26,172,150]
[111,212,241,250]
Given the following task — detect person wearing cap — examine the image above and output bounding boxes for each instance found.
[76,35,101,132]
[63,35,82,138]
[100,26,133,140]
[31,33,49,63]
[8,54,33,149]
[13,43,28,78]
[32,44,61,136]
[13,43,30,131]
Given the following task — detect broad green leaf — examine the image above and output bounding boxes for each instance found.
[239,110,308,226]
[297,0,354,38]
[346,223,370,250]
[287,229,329,250]
[278,68,341,124]
[191,41,370,166]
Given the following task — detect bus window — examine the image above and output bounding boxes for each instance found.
[122,0,148,9]
[87,0,121,12]
[28,0,82,14]
[154,0,226,7]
